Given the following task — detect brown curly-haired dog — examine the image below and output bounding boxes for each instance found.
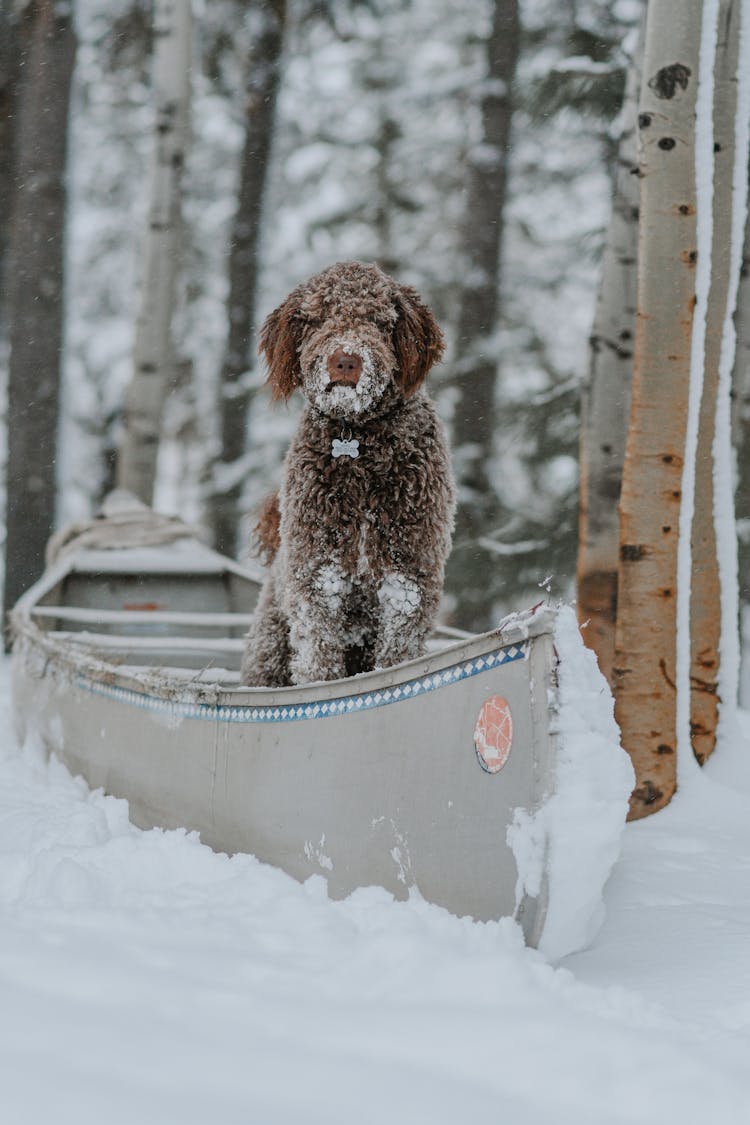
[241,261,455,687]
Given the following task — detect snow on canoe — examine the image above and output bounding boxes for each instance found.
[9,501,632,957]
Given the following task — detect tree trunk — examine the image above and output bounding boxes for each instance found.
[690,0,741,764]
[613,0,702,819]
[448,0,520,633]
[0,0,18,305]
[208,0,286,558]
[732,136,750,673]
[116,0,191,504]
[577,17,643,686]
[2,0,76,631]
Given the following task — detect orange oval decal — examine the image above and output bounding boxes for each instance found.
[474,695,513,773]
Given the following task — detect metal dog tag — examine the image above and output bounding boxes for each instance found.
[332,437,360,459]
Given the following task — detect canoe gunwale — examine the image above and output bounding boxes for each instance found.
[13,599,557,716]
[10,544,559,714]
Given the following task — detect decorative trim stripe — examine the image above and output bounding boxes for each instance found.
[78,642,528,724]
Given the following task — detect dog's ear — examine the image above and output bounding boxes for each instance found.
[392,285,445,397]
[258,289,303,401]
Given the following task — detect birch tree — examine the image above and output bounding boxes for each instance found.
[689,0,741,764]
[208,0,287,557]
[116,0,192,504]
[577,17,643,686]
[2,0,76,628]
[613,0,702,818]
[448,0,520,632]
[732,151,750,682]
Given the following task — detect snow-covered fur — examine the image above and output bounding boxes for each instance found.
[241,261,455,686]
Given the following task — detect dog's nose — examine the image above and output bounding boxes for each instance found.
[327,349,363,385]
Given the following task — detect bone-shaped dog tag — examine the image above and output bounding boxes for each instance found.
[332,437,360,459]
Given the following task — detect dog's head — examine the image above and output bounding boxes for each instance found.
[258,261,444,420]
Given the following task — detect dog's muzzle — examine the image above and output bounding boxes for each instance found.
[326,348,363,387]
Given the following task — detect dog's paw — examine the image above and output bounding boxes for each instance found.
[315,563,351,609]
[377,572,421,618]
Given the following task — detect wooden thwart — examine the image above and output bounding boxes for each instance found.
[32,605,256,628]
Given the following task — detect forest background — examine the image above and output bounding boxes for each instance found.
[2,0,750,707]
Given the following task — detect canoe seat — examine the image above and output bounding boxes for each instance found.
[32,606,254,628]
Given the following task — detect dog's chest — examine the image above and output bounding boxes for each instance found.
[319,432,396,513]
[295,422,417,550]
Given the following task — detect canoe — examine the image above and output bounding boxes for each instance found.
[10,502,562,947]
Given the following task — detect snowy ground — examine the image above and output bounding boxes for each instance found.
[1,659,749,1124]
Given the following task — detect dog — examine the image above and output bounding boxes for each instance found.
[241,261,455,687]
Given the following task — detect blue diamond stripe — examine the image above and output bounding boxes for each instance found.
[77,639,529,724]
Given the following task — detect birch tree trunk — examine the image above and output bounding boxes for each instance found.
[448,0,520,632]
[733,176,750,457]
[116,0,191,504]
[2,0,76,631]
[613,0,702,818]
[689,0,740,764]
[208,0,286,558]
[577,18,643,686]
[732,160,750,646]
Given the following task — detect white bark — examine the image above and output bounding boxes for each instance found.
[733,167,750,673]
[688,0,731,764]
[732,182,750,450]
[613,0,703,818]
[117,0,192,504]
[713,0,750,739]
[731,46,750,640]
[576,15,644,685]
[689,0,748,764]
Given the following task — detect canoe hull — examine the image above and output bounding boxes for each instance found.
[13,622,556,943]
[11,535,559,946]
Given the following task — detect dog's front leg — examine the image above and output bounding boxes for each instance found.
[373,570,436,669]
[241,573,291,687]
[286,562,352,684]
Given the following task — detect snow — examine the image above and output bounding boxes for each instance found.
[514,607,633,961]
[377,572,421,617]
[5,2,750,1117]
[3,647,750,1123]
[507,605,634,957]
